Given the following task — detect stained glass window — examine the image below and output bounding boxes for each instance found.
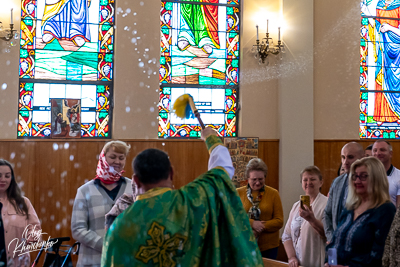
[18,0,114,138]
[360,0,400,139]
[158,0,239,138]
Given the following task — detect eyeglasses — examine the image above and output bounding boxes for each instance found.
[351,174,368,181]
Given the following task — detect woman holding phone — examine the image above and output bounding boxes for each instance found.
[282,166,328,267]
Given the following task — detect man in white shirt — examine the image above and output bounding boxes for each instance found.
[373,140,400,207]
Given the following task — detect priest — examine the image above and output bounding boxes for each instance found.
[101,127,263,266]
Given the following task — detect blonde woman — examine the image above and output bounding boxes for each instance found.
[325,157,396,267]
[71,141,133,267]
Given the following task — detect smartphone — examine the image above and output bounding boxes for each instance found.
[327,248,337,265]
[300,195,310,208]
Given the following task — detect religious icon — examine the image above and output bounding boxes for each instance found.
[51,99,81,138]
[224,137,259,187]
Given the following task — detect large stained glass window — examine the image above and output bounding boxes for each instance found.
[158,0,239,138]
[360,1,400,139]
[18,0,114,138]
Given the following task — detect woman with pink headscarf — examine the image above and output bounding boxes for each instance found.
[71,141,133,267]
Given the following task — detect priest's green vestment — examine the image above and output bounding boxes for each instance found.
[101,136,263,266]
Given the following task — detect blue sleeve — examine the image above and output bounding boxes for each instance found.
[324,180,336,243]
[347,203,396,267]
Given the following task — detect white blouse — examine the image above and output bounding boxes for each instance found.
[282,193,328,267]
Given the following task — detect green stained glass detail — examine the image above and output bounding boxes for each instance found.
[360,66,364,74]
[165,2,173,10]
[367,116,376,123]
[99,111,108,119]
[97,85,105,93]
[163,87,171,94]
[25,83,33,91]
[20,50,28,58]
[227,113,235,120]
[226,89,232,96]
[199,76,225,85]
[108,45,113,51]
[233,133,236,136]
[159,112,168,119]
[20,111,29,117]
[35,41,99,78]
[189,131,197,137]
[234,51,239,57]
[390,132,396,138]
[362,93,368,100]
[227,7,233,15]
[161,27,169,35]
[172,65,198,76]
[23,18,33,26]
[102,23,112,32]
[360,114,365,121]
[360,39,366,47]
[229,33,237,39]
[160,57,166,64]
[105,54,113,62]
[362,18,368,25]
[232,60,238,68]
[383,132,389,138]
[100,0,108,5]
[43,39,64,51]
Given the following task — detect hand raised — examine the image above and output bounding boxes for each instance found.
[201,127,217,140]
[299,204,315,222]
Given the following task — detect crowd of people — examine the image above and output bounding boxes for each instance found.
[229,139,399,267]
[0,129,399,266]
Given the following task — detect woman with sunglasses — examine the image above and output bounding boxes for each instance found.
[325,157,396,267]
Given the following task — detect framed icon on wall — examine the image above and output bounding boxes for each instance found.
[51,99,81,138]
[224,137,259,187]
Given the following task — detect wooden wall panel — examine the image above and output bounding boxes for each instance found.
[0,139,279,259]
[259,140,280,190]
[314,140,400,196]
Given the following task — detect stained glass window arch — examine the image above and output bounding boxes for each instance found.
[158,0,240,138]
[360,0,400,139]
[18,0,114,138]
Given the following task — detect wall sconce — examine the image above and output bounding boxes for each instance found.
[0,9,19,52]
[251,20,284,64]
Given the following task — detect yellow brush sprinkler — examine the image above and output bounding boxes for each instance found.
[172,94,205,129]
